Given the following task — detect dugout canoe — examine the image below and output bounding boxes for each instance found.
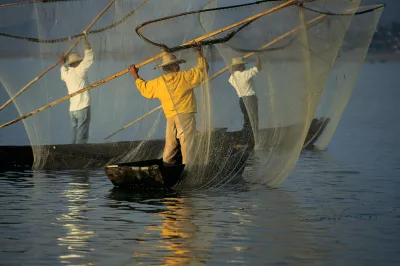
[104,144,251,190]
[0,118,327,170]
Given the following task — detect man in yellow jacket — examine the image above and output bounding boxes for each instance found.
[128,47,207,165]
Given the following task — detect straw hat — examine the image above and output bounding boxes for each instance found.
[231,57,248,66]
[64,53,83,66]
[154,53,186,69]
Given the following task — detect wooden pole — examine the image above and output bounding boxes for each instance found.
[104,105,162,140]
[0,1,294,129]
[103,12,328,138]
[0,0,117,112]
[0,1,33,7]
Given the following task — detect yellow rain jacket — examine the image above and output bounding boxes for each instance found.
[135,57,206,118]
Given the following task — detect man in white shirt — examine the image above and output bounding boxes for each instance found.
[228,56,261,140]
[60,37,94,144]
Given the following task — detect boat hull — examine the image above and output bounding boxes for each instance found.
[0,118,327,170]
[105,144,252,190]
[105,159,184,190]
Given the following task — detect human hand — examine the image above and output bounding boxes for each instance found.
[128,64,140,79]
[83,36,91,50]
[193,43,202,52]
[128,64,139,73]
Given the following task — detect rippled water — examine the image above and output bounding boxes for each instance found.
[1,62,400,265]
[0,151,399,265]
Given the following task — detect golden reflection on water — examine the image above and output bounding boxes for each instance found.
[57,175,96,265]
[131,196,212,266]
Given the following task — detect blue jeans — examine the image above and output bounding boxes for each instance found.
[239,95,259,134]
[70,107,91,144]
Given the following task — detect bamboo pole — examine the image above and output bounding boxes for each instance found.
[103,12,328,139]
[0,0,294,129]
[104,105,162,140]
[0,0,117,112]
[0,0,42,8]
[0,1,33,7]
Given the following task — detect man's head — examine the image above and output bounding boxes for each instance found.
[154,53,186,73]
[162,63,180,73]
[231,57,247,72]
[65,53,83,68]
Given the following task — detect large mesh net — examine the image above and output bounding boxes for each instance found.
[0,0,383,188]
[306,4,383,150]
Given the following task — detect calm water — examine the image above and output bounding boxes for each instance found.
[0,62,399,265]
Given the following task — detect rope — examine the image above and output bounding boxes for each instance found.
[0,1,295,129]
[0,0,149,43]
[0,0,281,43]
[0,1,383,45]
[0,0,77,8]
[103,9,331,139]
[300,3,385,16]
[135,0,283,53]
[136,1,384,54]
[196,0,298,54]
[102,2,383,137]
[0,0,117,112]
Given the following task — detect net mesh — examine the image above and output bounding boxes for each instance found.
[308,4,383,150]
[0,0,383,188]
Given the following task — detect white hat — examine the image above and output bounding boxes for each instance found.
[231,57,248,66]
[64,53,83,66]
[154,53,186,69]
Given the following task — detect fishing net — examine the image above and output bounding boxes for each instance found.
[133,0,363,188]
[307,4,383,150]
[0,0,381,188]
[0,0,211,168]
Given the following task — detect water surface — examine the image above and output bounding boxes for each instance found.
[0,62,399,265]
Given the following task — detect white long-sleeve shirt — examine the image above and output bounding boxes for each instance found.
[61,49,94,111]
[228,67,258,97]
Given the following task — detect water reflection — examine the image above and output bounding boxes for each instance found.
[107,186,331,265]
[55,170,96,265]
[1,162,397,265]
[108,189,211,265]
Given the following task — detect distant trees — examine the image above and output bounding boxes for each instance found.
[369,22,400,53]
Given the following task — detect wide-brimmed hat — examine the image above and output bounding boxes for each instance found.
[231,57,248,66]
[64,53,83,66]
[154,53,186,69]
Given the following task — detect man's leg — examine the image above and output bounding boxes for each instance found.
[246,95,259,134]
[246,95,259,146]
[163,116,180,164]
[70,111,78,144]
[239,97,252,133]
[175,113,196,165]
[76,107,91,144]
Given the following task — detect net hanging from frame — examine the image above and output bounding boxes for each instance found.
[0,0,383,188]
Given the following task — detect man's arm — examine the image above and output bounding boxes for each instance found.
[184,45,208,87]
[83,37,91,50]
[128,64,140,80]
[75,36,94,78]
[60,53,67,81]
[195,45,209,73]
[128,64,156,99]
[256,55,262,72]
[243,55,261,80]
